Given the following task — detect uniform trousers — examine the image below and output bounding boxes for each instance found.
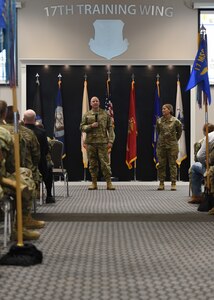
[87,143,111,180]
[157,146,178,182]
[190,162,205,196]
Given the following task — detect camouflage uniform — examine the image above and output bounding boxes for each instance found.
[47,137,54,168]
[0,124,36,216]
[1,123,41,183]
[156,116,182,182]
[206,145,214,194]
[0,126,14,203]
[80,108,115,181]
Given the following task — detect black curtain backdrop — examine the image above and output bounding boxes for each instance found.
[27,65,191,181]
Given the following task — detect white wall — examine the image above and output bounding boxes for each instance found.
[18,0,197,60]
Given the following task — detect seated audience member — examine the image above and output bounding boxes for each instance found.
[0,101,42,240]
[24,109,55,203]
[188,123,214,204]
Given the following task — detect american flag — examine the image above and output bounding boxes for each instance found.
[105,77,114,126]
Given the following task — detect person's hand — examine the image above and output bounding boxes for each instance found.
[107,143,113,153]
[91,122,98,128]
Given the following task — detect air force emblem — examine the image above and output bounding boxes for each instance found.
[89,20,129,60]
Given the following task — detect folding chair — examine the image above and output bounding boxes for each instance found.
[0,196,14,248]
[50,140,69,197]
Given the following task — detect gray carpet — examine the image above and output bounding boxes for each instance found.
[1,183,214,300]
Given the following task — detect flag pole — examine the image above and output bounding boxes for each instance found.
[125,74,137,177]
[84,74,87,182]
[201,26,210,189]
[81,74,89,180]
[12,87,23,247]
[204,94,210,189]
[177,74,181,182]
[156,73,160,182]
[107,69,111,164]
[132,73,137,181]
[134,160,137,181]
[105,68,115,178]
[153,73,161,181]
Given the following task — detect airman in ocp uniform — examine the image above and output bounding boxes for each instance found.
[0,100,43,240]
[156,104,182,191]
[80,96,115,190]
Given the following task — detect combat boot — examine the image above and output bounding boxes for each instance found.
[88,179,98,190]
[106,179,115,190]
[171,181,176,191]
[11,228,40,241]
[158,181,165,190]
[23,214,45,229]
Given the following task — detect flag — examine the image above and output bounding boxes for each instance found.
[3,0,16,87]
[176,78,187,165]
[0,0,6,51]
[32,75,43,123]
[105,76,114,126]
[186,35,211,107]
[54,78,65,146]
[126,79,137,169]
[152,79,161,167]
[0,0,16,86]
[81,78,89,168]
[0,0,6,28]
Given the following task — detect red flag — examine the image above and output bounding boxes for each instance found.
[126,80,137,169]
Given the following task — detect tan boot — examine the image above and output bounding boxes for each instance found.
[107,180,115,190]
[208,207,214,215]
[188,195,203,204]
[11,228,40,241]
[157,182,164,190]
[88,179,98,190]
[171,181,176,191]
[23,214,45,229]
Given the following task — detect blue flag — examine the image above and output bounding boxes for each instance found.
[152,79,161,167]
[186,37,211,107]
[1,0,16,87]
[0,0,6,28]
[54,79,65,146]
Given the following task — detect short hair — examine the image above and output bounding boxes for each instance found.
[203,123,214,135]
[90,96,100,103]
[23,109,36,124]
[5,105,14,124]
[0,100,7,119]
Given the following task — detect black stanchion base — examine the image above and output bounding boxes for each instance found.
[198,194,214,212]
[0,243,43,266]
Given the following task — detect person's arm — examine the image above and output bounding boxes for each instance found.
[156,117,161,135]
[194,139,203,161]
[176,119,182,141]
[31,135,41,166]
[196,138,206,164]
[80,114,95,133]
[107,115,115,145]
